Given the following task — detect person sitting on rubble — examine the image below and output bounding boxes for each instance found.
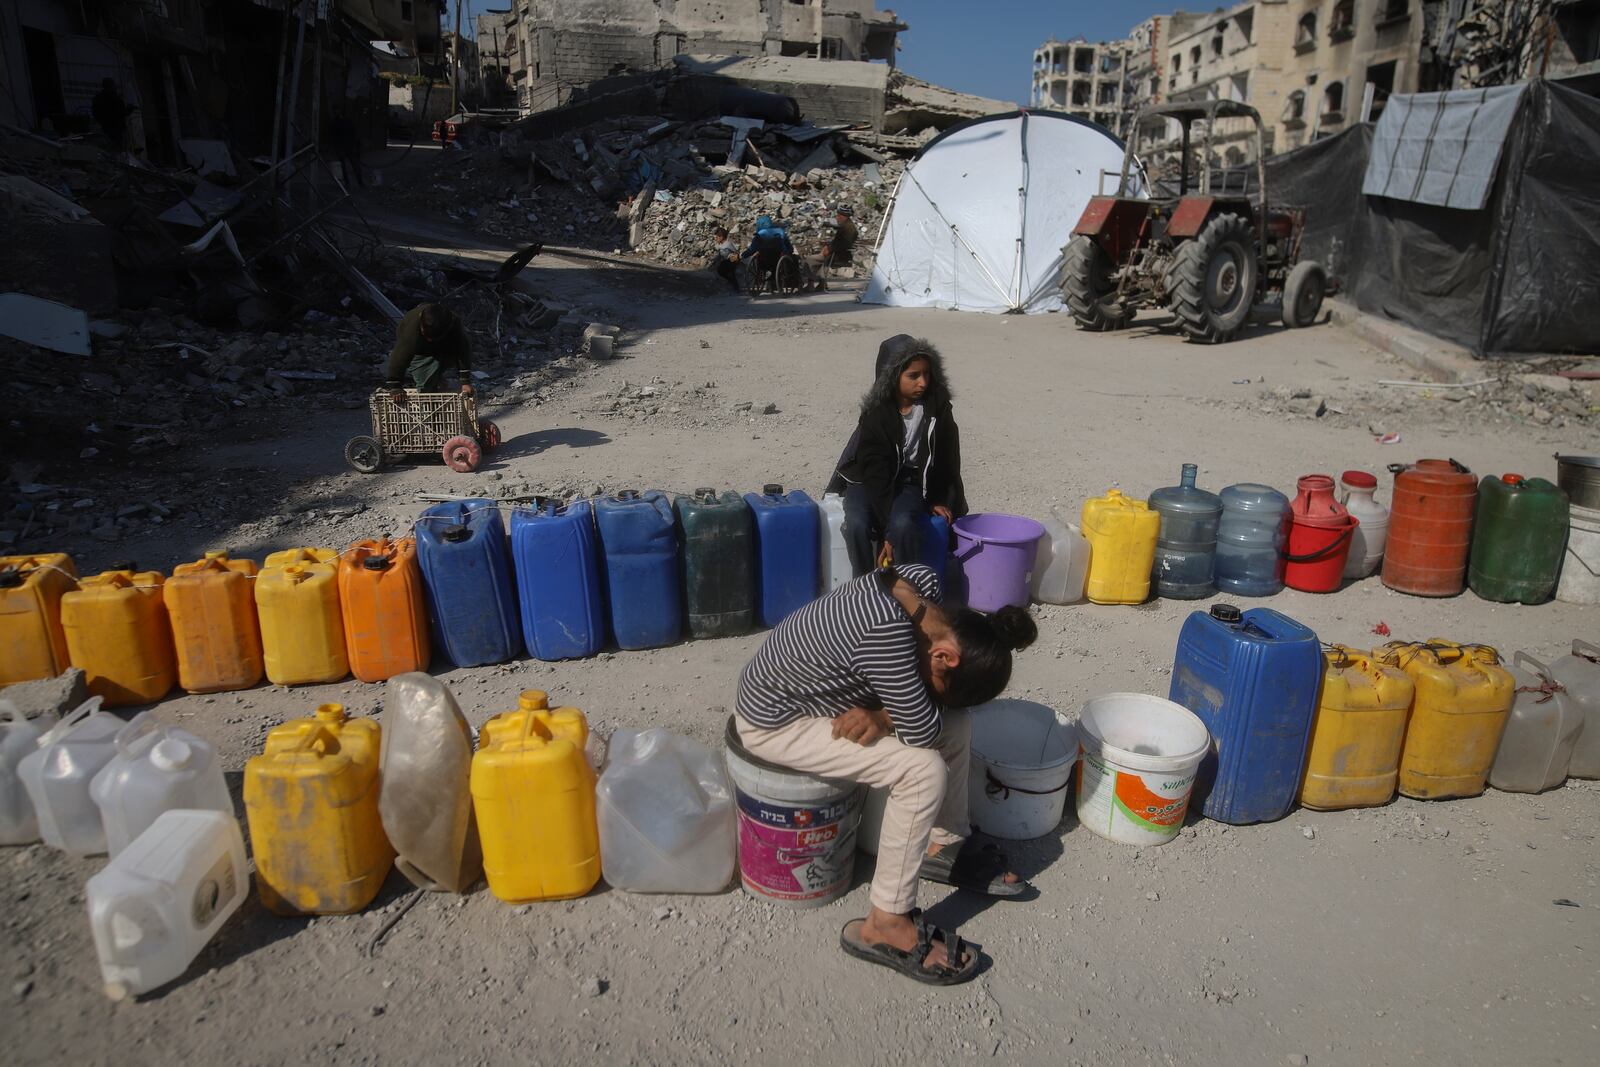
[91,78,137,153]
[803,205,859,292]
[384,302,473,400]
[711,225,740,292]
[742,214,794,292]
[826,335,967,578]
[735,560,1035,985]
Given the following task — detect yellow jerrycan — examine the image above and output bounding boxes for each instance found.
[471,690,600,903]
[0,554,77,685]
[244,703,393,914]
[165,552,264,693]
[60,571,176,707]
[1080,490,1160,604]
[1392,640,1515,800]
[1300,645,1415,810]
[255,548,348,686]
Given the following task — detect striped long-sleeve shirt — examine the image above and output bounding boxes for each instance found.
[736,564,944,748]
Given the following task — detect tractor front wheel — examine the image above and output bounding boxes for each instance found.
[1060,236,1130,331]
[1281,261,1327,328]
[1169,213,1258,344]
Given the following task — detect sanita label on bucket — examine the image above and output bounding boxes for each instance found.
[734,791,857,902]
[1078,751,1194,842]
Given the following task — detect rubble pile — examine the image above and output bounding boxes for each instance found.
[373,113,903,270]
[1248,366,1600,433]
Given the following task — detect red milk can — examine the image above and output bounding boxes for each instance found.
[1382,459,1478,597]
[1284,474,1358,593]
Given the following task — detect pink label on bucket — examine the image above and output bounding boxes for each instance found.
[735,790,857,902]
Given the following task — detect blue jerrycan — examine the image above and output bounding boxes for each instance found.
[415,499,522,667]
[593,490,682,650]
[510,498,605,660]
[744,484,820,628]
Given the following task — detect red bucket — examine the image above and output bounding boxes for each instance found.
[1285,474,1358,593]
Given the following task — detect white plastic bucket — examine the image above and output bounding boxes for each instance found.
[1077,693,1210,846]
[967,700,1078,840]
[1557,503,1600,605]
[723,718,863,908]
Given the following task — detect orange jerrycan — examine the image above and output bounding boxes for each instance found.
[60,571,176,707]
[1300,646,1415,810]
[243,703,393,914]
[255,548,348,686]
[338,538,430,683]
[165,552,263,693]
[1392,640,1514,799]
[0,554,77,685]
[471,690,600,903]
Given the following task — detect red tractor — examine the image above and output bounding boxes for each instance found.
[1061,99,1327,343]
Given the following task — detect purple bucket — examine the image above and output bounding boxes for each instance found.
[952,514,1046,613]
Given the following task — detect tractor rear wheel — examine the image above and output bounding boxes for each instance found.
[1060,236,1129,331]
[1169,213,1258,343]
[1281,261,1327,328]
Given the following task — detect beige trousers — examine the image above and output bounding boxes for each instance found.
[737,711,971,913]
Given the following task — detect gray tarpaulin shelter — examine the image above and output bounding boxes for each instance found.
[1260,79,1600,357]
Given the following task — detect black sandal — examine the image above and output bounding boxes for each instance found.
[919,835,1029,897]
[839,909,979,986]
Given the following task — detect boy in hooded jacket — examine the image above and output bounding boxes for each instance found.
[827,335,968,576]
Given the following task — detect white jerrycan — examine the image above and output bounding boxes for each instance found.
[86,809,248,1000]
[18,698,128,857]
[91,715,232,857]
[818,493,852,592]
[0,700,59,845]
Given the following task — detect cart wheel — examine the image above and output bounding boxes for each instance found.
[479,419,502,453]
[442,435,481,472]
[345,435,383,474]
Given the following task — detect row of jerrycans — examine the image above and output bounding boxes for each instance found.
[0,543,430,704]
[1303,639,1600,809]
[243,679,599,915]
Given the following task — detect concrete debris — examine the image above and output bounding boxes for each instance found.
[0,668,89,720]
[0,294,92,356]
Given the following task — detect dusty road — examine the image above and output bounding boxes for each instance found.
[6,234,1597,1066]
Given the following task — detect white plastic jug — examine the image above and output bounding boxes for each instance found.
[1489,652,1585,794]
[1556,503,1600,605]
[817,493,851,592]
[1551,639,1600,779]
[1,700,59,845]
[90,716,232,857]
[86,809,248,1000]
[1031,511,1090,605]
[596,728,735,894]
[1338,472,1390,578]
[379,672,481,892]
[18,698,129,857]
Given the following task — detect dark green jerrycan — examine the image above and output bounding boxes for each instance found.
[1468,475,1569,604]
[675,488,755,638]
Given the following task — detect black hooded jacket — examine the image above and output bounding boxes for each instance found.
[825,335,967,528]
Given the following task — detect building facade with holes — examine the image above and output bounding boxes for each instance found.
[1030,37,1132,133]
[1276,0,1429,150]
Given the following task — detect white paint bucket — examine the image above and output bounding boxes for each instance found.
[1077,693,1210,847]
[966,700,1077,840]
[1557,503,1600,605]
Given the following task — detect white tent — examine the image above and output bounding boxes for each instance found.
[863,111,1138,314]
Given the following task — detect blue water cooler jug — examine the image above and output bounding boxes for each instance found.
[744,484,820,628]
[1168,604,1322,824]
[593,490,682,650]
[415,499,522,667]
[509,498,605,660]
[921,512,951,588]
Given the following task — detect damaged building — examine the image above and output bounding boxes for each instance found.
[494,0,906,113]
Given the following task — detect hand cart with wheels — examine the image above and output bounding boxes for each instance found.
[345,390,501,474]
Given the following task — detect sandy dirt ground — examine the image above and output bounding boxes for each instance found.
[6,225,1598,1067]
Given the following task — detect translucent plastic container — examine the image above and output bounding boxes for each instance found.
[1214,484,1290,597]
[87,809,248,1000]
[596,728,736,894]
[1031,510,1090,605]
[1552,640,1600,779]
[379,673,481,892]
[0,700,59,845]
[90,716,232,857]
[18,699,130,856]
[1338,471,1389,579]
[1148,464,1224,600]
[1489,652,1584,793]
[817,493,851,592]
